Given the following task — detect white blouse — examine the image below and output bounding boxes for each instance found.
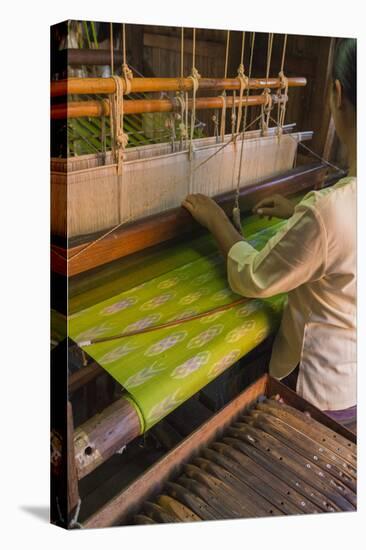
[227,177,356,410]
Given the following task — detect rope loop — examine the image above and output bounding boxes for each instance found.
[219,91,227,142]
[277,70,289,138]
[188,67,201,91]
[122,63,133,95]
[235,69,249,136]
[188,66,201,161]
[175,93,187,141]
[110,75,129,174]
[261,87,273,135]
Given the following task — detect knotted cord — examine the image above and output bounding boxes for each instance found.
[220,30,230,142]
[109,75,128,176]
[121,23,133,95]
[108,24,132,177]
[177,27,187,149]
[188,29,201,158]
[261,32,274,136]
[236,32,249,137]
[232,31,256,233]
[188,29,201,191]
[57,30,344,266]
[276,34,289,139]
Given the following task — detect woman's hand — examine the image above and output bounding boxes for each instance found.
[253,194,294,220]
[182,193,227,230]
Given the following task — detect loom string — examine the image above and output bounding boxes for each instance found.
[261,32,274,136]
[109,22,114,76]
[235,31,248,137]
[177,27,186,149]
[220,30,230,142]
[232,31,256,234]
[63,114,264,264]
[276,34,289,139]
[61,34,343,265]
[188,28,201,192]
[268,116,344,173]
[59,114,300,265]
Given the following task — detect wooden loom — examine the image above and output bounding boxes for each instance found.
[50,25,348,528]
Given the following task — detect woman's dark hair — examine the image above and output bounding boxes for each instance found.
[332,38,357,109]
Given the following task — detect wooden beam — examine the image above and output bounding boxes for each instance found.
[83,374,269,528]
[51,75,306,97]
[52,94,268,119]
[51,163,328,277]
[83,373,355,528]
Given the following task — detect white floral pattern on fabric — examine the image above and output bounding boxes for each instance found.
[253,326,270,344]
[99,341,140,364]
[179,290,209,305]
[192,272,215,285]
[68,217,287,432]
[211,288,235,302]
[157,277,181,289]
[140,293,175,311]
[187,325,224,349]
[199,311,226,323]
[225,320,256,343]
[171,352,211,379]
[146,389,184,424]
[100,296,138,316]
[124,362,166,388]
[208,350,241,379]
[123,313,162,333]
[75,323,113,343]
[125,282,147,294]
[144,331,188,356]
[236,301,261,317]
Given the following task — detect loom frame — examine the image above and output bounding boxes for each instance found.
[78,373,355,529]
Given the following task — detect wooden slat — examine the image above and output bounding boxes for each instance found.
[267,377,356,444]
[83,374,269,528]
[83,374,356,528]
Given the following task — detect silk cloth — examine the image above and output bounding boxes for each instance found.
[69,217,286,432]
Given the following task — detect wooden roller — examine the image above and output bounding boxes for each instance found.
[52,93,277,119]
[73,395,141,479]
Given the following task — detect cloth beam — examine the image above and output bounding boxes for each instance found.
[69,216,287,431]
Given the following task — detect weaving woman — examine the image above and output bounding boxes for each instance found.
[182,38,356,428]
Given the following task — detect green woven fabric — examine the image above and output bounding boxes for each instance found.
[69,216,287,431]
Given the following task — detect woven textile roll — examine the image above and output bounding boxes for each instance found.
[69,216,287,430]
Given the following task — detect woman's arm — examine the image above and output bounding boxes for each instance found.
[182,194,244,257]
[182,193,327,299]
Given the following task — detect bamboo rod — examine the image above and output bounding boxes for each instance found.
[51,76,306,97]
[53,94,272,119]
